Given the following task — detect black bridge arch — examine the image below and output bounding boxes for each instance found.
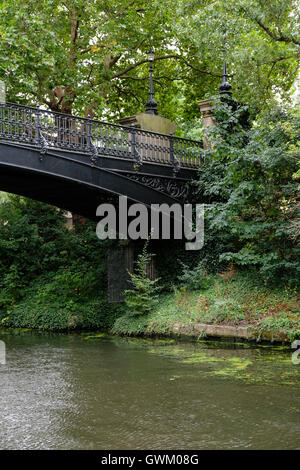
[0,102,203,218]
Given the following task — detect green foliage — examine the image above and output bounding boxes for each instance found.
[148,239,205,291]
[175,0,299,116]
[0,195,65,306]
[111,271,300,339]
[111,313,151,336]
[0,0,298,122]
[0,193,298,341]
[1,271,122,330]
[194,97,300,286]
[177,261,209,291]
[0,0,185,121]
[0,194,122,330]
[257,313,300,342]
[124,240,160,316]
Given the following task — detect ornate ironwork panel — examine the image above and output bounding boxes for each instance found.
[125,173,190,200]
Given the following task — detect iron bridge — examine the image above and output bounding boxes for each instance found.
[0,102,203,218]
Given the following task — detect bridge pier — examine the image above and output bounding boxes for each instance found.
[107,240,157,303]
[107,241,134,303]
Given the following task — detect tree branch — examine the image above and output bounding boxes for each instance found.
[109,54,122,68]
[112,54,222,80]
[259,54,299,66]
[254,17,300,46]
[119,74,187,82]
[111,55,179,79]
[180,57,223,77]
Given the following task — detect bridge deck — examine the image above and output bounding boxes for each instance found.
[0,102,203,172]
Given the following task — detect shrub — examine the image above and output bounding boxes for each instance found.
[177,261,208,290]
[124,240,160,316]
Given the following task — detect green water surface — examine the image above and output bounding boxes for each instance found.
[0,330,299,450]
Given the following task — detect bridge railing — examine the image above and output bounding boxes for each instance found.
[0,102,203,169]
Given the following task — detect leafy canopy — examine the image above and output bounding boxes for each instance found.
[0,0,298,122]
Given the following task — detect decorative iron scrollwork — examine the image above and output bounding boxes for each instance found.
[131,124,143,171]
[87,115,98,166]
[133,149,143,171]
[89,143,98,166]
[35,108,48,161]
[125,173,189,200]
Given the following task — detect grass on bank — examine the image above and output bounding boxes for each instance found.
[1,268,299,342]
[112,271,300,341]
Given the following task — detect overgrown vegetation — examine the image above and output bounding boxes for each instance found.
[194,97,300,286]
[0,0,299,120]
[113,98,300,341]
[0,195,122,330]
[113,270,300,341]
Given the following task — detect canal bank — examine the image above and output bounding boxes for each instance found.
[110,320,292,344]
[1,273,299,345]
[110,274,300,344]
[166,322,290,343]
[0,323,293,345]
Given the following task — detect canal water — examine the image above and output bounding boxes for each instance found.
[0,329,300,450]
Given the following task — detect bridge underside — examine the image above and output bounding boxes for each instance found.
[0,141,197,220]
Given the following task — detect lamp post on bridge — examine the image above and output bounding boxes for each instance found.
[118,47,176,135]
[145,48,158,115]
[219,61,232,96]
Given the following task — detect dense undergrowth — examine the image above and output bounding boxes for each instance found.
[113,270,300,341]
[0,194,123,330]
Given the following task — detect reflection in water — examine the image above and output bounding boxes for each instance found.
[0,330,300,450]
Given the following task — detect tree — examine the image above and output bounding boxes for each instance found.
[0,0,185,119]
[195,96,300,285]
[0,0,298,122]
[174,0,300,117]
[124,240,160,315]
